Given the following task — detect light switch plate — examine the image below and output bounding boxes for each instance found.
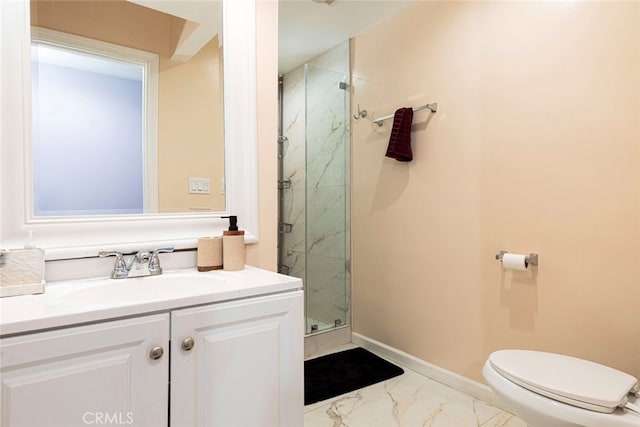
[188,177,211,194]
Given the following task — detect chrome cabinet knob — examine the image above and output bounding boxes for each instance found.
[181,337,195,351]
[149,346,164,360]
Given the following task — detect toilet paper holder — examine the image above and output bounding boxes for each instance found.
[495,250,538,266]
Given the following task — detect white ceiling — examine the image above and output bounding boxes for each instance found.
[278,0,414,75]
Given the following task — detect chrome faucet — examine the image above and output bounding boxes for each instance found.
[99,246,174,279]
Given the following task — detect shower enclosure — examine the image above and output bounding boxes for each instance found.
[278,55,350,335]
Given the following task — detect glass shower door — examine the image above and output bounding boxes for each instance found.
[304,64,350,334]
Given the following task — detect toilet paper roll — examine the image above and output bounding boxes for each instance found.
[502,253,528,271]
[197,237,223,271]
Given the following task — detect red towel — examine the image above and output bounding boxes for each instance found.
[385,107,414,162]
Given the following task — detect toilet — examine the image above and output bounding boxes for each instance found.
[483,349,640,427]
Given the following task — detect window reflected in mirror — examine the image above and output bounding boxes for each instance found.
[32,37,150,216]
[29,0,225,218]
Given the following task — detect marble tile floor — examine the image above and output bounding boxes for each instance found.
[304,346,528,427]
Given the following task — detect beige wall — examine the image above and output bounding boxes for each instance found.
[351,1,640,383]
[158,39,225,213]
[246,0,278,271]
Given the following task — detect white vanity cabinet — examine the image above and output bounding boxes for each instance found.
[0,314,170,427]
[0,287,304,427]
[170,290,304,427]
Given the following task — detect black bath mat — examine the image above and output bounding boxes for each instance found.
[304,347,404,405]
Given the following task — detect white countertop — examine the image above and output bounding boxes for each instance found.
[0,266,302,336]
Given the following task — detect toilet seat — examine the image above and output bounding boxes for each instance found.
[489,350,639,414]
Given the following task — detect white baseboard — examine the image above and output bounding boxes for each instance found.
[351,332,508,411]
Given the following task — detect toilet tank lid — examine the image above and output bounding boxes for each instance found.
[489,350,639,412]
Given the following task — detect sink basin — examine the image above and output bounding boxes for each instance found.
[47,272,225,306]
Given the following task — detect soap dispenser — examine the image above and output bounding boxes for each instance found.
[221,215,245,271]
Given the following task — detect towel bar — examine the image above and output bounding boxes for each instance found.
[373,103,438,127]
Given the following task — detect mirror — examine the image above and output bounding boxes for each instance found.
[0,0,258,258]
[30,0,225,216]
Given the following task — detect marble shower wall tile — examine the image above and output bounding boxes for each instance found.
[280,64,306,279]
[307,70,346,187]
[281,188,306,254]
[306,65,347,190]
[309,40,351,189]
[307,40,350,75]
[282,66,306,190]
[306,186,346,259]
[282,249,305,281]
[306,253,348,326]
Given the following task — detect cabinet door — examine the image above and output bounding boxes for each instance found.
[171,290,303,427]
[0,314,169,427]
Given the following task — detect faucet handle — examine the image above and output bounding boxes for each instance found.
[149,246,174,275]
[153,246,174,255]
[99,250,121,258]
[99,251,128,279]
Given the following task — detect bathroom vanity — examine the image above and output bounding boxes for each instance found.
[0,267,303,427]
